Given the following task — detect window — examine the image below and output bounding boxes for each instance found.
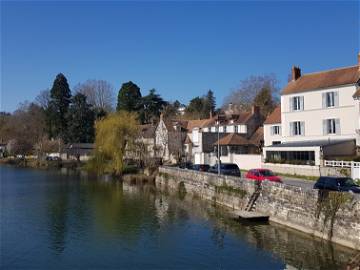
[323,91,338,108]
[223,126,227,133]
[272,141,281,145]
[326,92,335,107]
[291,96,304,111]
[290,121,304,136]
[234,125,238,133]
[323,119,340,135]
[271,125,280,135]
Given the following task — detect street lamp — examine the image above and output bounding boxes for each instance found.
[217,118,220,176]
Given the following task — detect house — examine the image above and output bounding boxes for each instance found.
[263,54,360,175]
[185,105,264,168]
[62,143,94,161]
[155,114,187,164]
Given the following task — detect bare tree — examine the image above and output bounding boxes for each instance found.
[223,74,280,113]
[74,79,115,112]
[35,89,51,110]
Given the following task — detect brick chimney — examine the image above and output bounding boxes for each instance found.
[252,105,260,115]
[291,66,301,81]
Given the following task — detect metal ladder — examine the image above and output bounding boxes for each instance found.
[244,181,262,212]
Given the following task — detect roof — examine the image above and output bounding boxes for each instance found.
[186,117,216,130]
[139,124,155,139]
[65,143,94,149]
[213,133,251,146]
[248,126,264,145]
[265,139,354,148]
[184,135,192,144]
[282,65,360,95]
[264,106,281,124]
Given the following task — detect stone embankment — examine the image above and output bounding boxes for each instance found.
[155,166,360,250]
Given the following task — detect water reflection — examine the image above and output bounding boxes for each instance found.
[1,167,356,269]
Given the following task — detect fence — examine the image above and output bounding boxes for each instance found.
[324,160,360,180]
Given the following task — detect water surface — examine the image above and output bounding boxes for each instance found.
[0,166,355,269]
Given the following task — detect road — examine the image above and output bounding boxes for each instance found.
[281,177,315,190]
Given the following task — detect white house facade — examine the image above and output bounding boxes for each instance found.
[263,55,360,171]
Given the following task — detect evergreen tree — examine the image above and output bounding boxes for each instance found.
[139,89,167,124]
[66,93,95,143]
[203,89,216,116]
[46,73,72,141]
[116,81,142,112]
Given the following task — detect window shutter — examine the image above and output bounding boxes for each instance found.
[300,122,305,136]
[334,91,339,107]
[290,123,294,136]
[335,119,341,135]
[322,93,327,108]
[270,126,274,135]
[289,97,293,112]
[300,96,304,110]
[279,126,282,135]
[323,119,327,135]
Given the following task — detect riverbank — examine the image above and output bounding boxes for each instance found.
[155,166,360,250]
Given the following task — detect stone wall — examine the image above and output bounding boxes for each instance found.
[156,166,360,250]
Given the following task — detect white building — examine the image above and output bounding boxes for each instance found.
[263,55,360,171]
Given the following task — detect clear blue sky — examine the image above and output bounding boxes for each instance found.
[1,1,359,112]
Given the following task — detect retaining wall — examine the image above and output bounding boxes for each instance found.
[156,166,360,250]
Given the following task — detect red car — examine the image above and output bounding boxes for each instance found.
[245,169,282,183]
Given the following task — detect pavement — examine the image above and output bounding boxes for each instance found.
[281,177,315,190]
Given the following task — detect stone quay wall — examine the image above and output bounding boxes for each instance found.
[155,166,360,250]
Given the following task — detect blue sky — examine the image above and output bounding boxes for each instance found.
[1,1,359,112]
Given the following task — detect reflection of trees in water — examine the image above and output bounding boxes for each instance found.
[46,182,70,254]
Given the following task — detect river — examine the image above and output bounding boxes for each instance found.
[0,166,356,269]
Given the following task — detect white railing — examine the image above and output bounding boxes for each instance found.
[324,160,360,168]
[324,160,360,180]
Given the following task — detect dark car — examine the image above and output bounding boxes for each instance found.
[191,164,210,172]
[179,162,193,169]
[313,177,360,194]
[208,163,241,177]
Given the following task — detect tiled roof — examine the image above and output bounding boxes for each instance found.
[282,65,360,95]
[186,117,216,130]
[264,106,281,124]
[213,133,250,146]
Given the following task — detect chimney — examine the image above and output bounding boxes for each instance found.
[291,66,301,81]
[252,105,260,115]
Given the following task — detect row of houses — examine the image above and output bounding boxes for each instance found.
[139,54,360,176]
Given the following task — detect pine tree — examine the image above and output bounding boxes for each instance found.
[66,93,95,143]
[116,81,142,112]
[139,89,167,124]
[204,90,216,115]
[46,73,72,141]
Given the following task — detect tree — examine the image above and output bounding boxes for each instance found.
[74,79,115,112]
[35,89,51,110]
[0,102,46,156]
[203,89,216,115]
[66,93,95,143]
[223,74,279,113]
[46,73,72,141]
[253,87,276,116]
[139,89,167,124]
[116,81,142,112]
[87,111,139,175]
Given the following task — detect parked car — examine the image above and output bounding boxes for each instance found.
[245,169,282,183]
[313,177,360,193]
[179,162,193,169]
[191,164,210,172]
[208,163,241,177]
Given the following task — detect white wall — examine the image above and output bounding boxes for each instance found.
[215,154,262,170]
[281,85,358,143]
[264,124,282,146]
